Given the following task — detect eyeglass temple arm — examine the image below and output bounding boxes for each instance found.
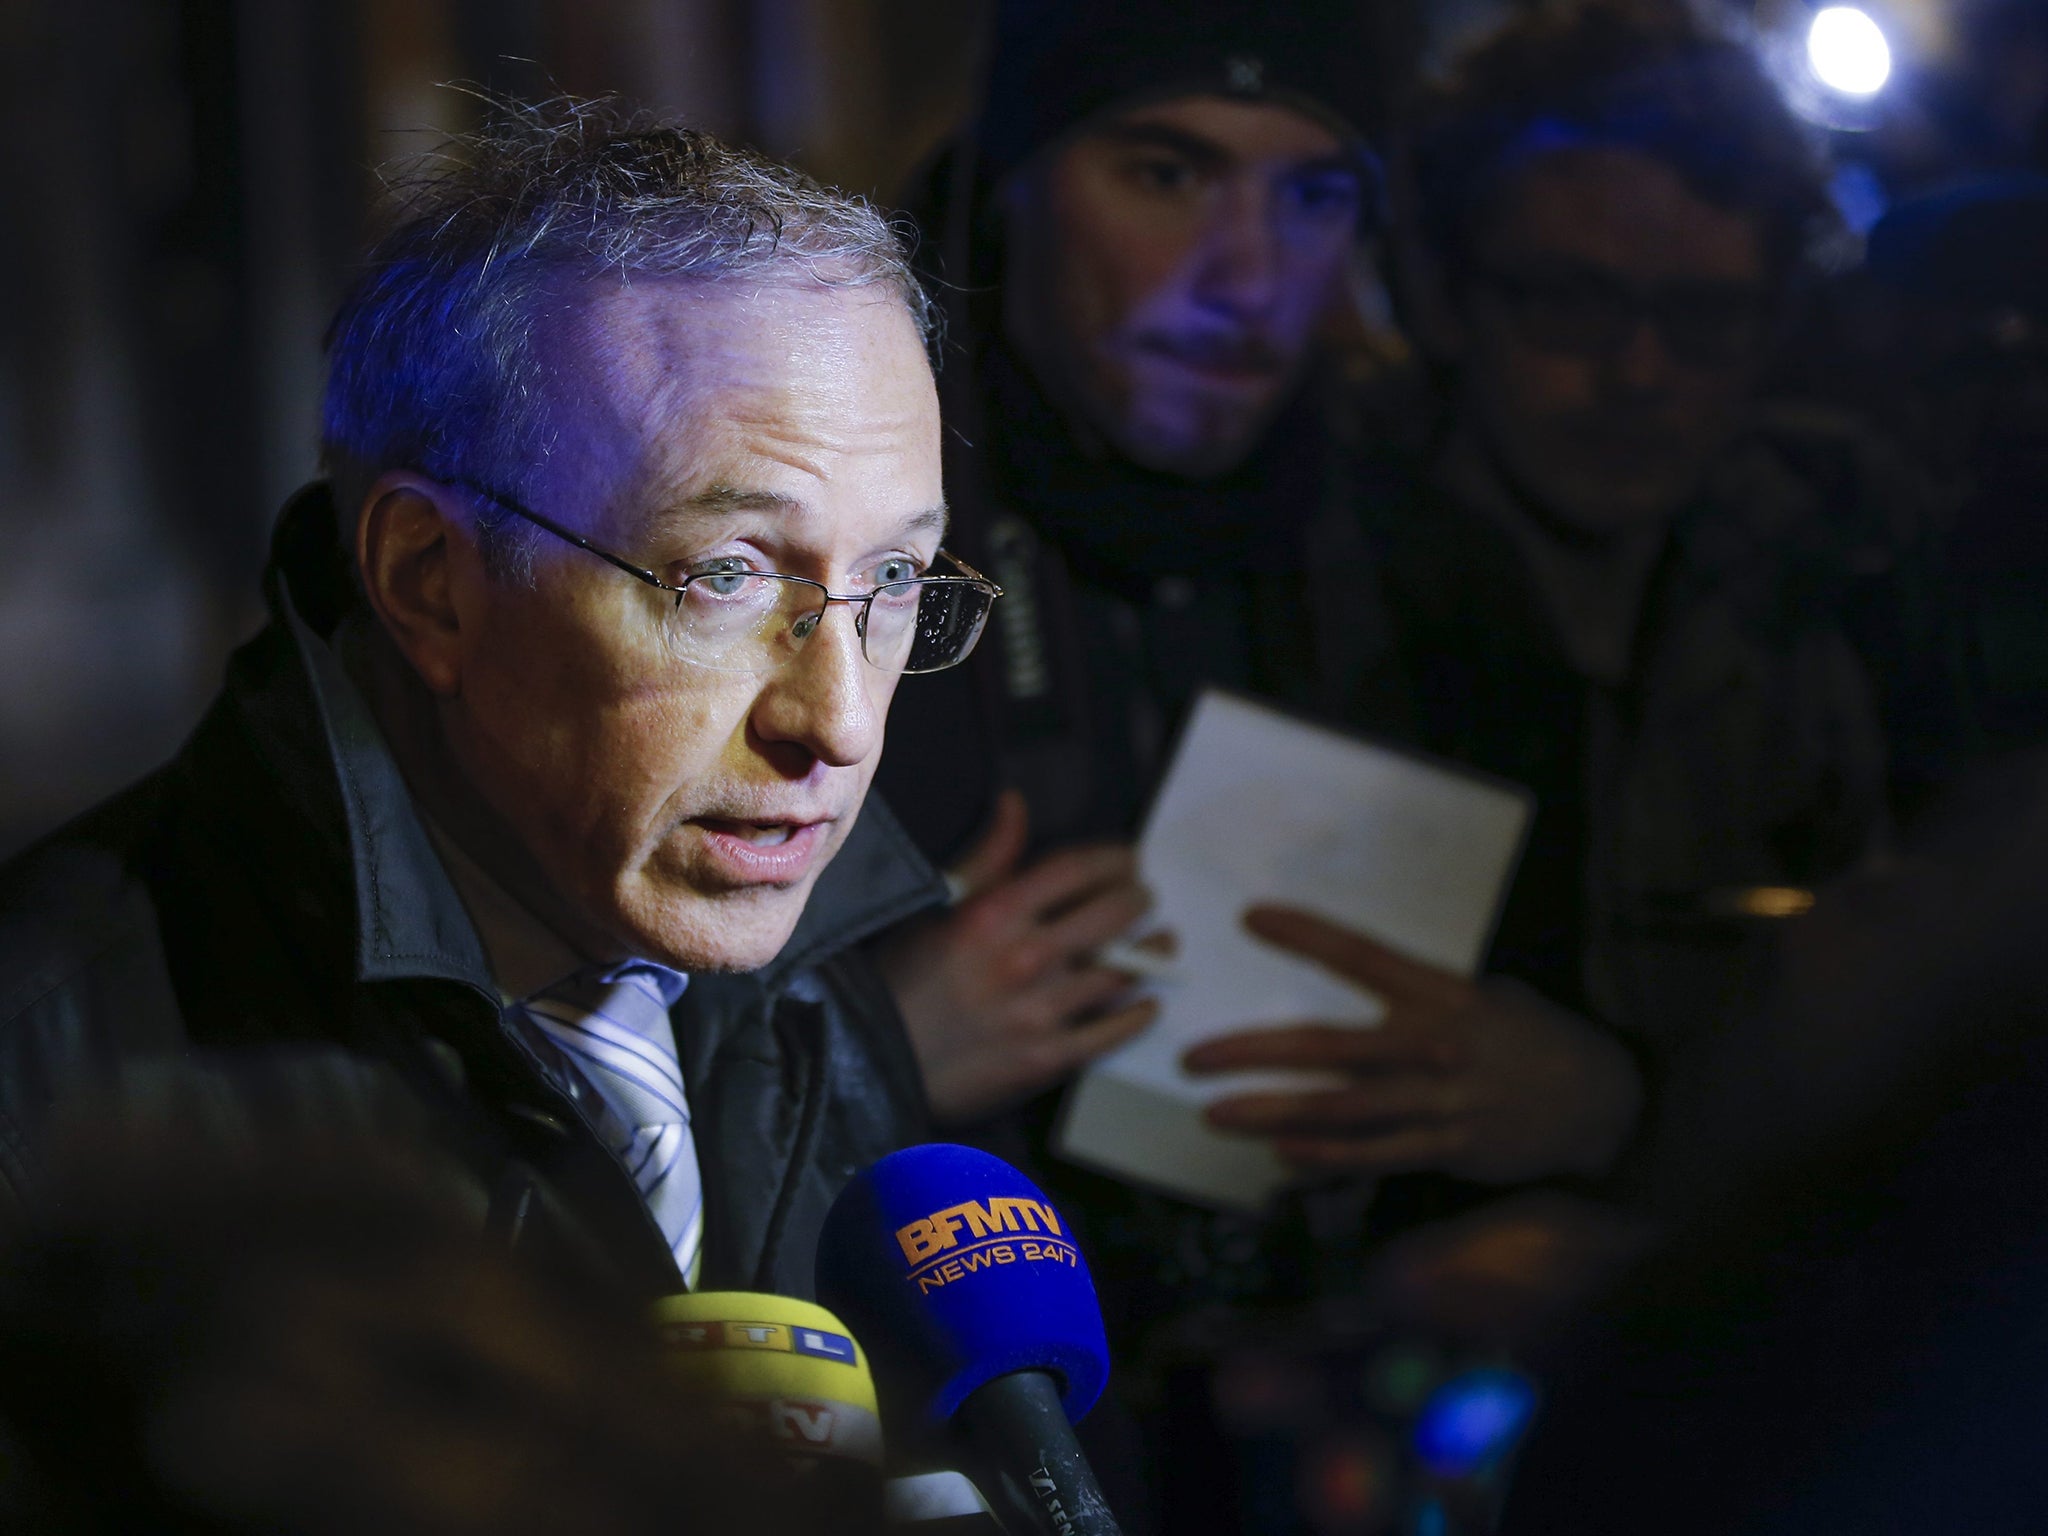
[457,479,998,599]
[457,482,677,592]
[937,547,1002,595]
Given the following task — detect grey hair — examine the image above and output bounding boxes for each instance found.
[320,95,936,579]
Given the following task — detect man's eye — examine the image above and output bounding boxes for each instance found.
[874,557,923,586]
[1283,172,1361,220]
[686,558,759,597]
[1127,154,1200,195]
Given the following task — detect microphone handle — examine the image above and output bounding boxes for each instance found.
[955,1370,1123,1536]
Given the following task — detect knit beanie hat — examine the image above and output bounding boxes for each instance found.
[975,0,1387,186]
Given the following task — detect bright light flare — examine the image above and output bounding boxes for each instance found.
[1807,6,1892,96]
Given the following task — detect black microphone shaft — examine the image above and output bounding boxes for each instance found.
[956,1370,1123,1536]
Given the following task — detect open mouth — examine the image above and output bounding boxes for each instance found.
[686,813,834,885]
[698,818,799,846]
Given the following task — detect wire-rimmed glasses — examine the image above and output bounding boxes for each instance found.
[452,481,1001,676]
[1473,263,1775,369]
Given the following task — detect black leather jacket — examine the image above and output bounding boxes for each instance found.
[0,487,945,1298]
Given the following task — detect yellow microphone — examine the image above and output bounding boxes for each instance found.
[652,1292,883,1469]
[653,1293,1001,1530]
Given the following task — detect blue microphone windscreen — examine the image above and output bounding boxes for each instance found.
[816,1144,1109,1425]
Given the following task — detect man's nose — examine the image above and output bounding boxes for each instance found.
[1190,182,1282,320]
[749,602,883,769]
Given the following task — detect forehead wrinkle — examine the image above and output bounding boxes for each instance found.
[626,376,858,525]
[648,487,945,537]
[688,387,933,501]
[553,280,813,465]
[549,278,938,544]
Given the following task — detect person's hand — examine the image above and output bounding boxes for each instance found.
[878,792,1160,1124]
[1183,905,1642,1184]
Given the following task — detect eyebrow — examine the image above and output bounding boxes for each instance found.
[1092,122,1233,173]
[1090,122,1361,183]
[659,485,950,541]
[673,485,803,515]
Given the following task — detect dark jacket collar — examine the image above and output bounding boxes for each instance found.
[254,484,944,997]
[759,794,944,988]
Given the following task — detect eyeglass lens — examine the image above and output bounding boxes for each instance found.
[662,574,993,675]
[1483,267,1770,367]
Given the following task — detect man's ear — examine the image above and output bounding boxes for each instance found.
[355,472,471,697]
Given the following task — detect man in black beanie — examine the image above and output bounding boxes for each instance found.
[876,0,1398,1131]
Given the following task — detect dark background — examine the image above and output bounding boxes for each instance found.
[0,0,2030,853]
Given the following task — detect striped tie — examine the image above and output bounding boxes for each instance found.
[513,962,703,1288]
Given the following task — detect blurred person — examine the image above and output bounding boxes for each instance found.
[0,1087,863,1535]
[0,102,984,1300]
[1178,0,1953,1253]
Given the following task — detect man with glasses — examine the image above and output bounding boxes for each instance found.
[1186,1,1952,1305]
[0,105,991,1298]
[872,0,1397,1209]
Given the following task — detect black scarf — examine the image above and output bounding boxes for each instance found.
[977,339,1328,594]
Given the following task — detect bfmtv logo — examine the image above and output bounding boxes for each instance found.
[893,1196,1082,1294]
[893,1196,1064,1263]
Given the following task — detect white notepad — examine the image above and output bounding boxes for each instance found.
[1053,691,1533,1212]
